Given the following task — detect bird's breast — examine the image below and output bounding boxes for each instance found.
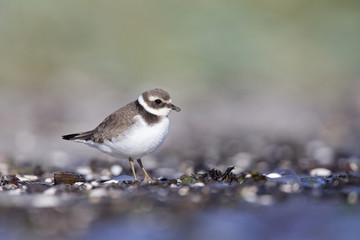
[103,116,170,158]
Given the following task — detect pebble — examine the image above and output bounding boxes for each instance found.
[91,181,101,187]
[76,166,93,176]
[104,179,119,184]
[54,171,86,185]
[32,195,60,208]
[110,165,123,176]
[83,183,93,190]
[191,182,205,188]
[43,187,58,195]
[178,186,190,196]
[170,183,178,188]
[266,173,282,179]
[45,178,53,183]
[310,168,332,177]
[240,186,258,203]
[100,175,111,181]
[279,183,301,193]
[89,188,108,198]
[17,175,38,182]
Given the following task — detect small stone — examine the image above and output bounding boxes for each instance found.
[44,178,53,183]
[32,195,60,208]
[266,173,282,179]
[54,171,86,185]
[100,175,111,181]
[90,181,101,187]
[17,175,38,182]
[279,183,301,193]
[191,182,205,188]
[83,183,93,190]
[89,188,108,198]
[104,179,119,184]
[43,187,57,195]
[110,165,123,176]
[241,186,258,203]
[178,186,190,196]
[170,183,178,188]
[76,166,92,176]
[310,168,332,177]
[26,183,51,193]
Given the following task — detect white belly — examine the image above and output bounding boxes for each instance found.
[88,116,169,159]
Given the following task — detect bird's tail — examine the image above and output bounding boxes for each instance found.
[62,130,94,141]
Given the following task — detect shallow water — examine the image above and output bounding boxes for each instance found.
[79,200,360,240]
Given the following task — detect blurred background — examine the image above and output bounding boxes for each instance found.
[1,0,360,174]
[1,2,360,240]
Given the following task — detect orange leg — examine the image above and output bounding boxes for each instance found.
[128,157,138,181]
[137,159,153,183]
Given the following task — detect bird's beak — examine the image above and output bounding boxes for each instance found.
[170,104,181,112]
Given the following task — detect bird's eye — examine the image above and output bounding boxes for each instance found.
[154,99,162,104]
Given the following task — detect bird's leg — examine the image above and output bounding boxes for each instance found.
[128,157,138,181]
[137,159,153,183]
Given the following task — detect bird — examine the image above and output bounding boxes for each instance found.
[62,88,181,182]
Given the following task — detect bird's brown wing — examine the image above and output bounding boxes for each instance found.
[62,101,138,143]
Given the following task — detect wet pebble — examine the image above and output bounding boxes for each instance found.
[103,179,120,185]
[45,178,53,183]
[17,175,39,182]
[191,182,205,188]
[54,171,86,185]
[266,173,282,179]
[310,168,332,177]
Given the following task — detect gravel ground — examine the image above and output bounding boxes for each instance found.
[0,157,360,240]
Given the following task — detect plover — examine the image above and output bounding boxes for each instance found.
[62,88,180,182]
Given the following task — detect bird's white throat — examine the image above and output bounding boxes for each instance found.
[138,95,171,116]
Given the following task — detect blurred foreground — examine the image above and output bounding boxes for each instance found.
[1,164,360,240]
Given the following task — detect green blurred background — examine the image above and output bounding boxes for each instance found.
[1,0,360,169]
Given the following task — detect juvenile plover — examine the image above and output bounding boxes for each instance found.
[62,88,180,182]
